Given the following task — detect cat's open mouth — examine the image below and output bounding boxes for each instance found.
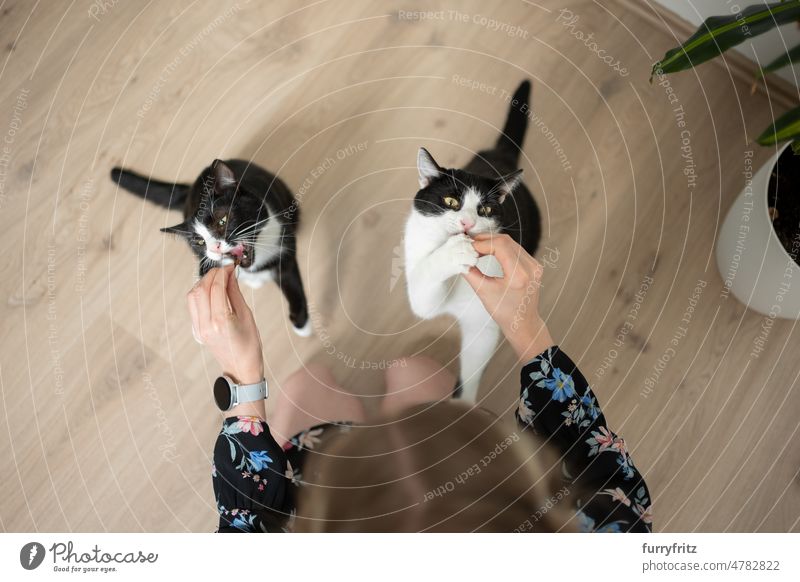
[236,244,254,268]
[218,243,254,268]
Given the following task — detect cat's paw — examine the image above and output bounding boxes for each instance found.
[439,234,479,276]
[292,319,313,337]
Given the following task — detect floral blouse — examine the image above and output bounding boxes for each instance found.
[212,416,294,532]
[211,345,652,532]
[517,346,652,532]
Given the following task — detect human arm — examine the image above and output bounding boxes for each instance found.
[519,347,652,532]
[187,266,293,532]
[187,266,266,419]
[463,235,652,532]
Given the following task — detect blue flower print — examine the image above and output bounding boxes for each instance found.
[580,391,600,421]
[231,514,256,531]
[576,510,595,532]
[543,368,576,402]
[248,450,273,472]
[616,455,635,480]
[576,509,628,533]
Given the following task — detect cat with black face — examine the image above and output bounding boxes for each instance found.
[404,80,541,402]
[111,159,311,336]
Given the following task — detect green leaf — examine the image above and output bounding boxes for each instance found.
[652,1,800,79]
[757,105,800,145]
[758,43,800,77]
[791,140,800,155]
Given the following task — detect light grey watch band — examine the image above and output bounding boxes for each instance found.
[232,378,268,406]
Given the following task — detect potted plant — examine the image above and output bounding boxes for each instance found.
[653,1,800,318]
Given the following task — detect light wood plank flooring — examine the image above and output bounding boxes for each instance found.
[0,0,798,531]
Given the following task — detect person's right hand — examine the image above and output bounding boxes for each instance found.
[186,265,264,387]
[462,233,555,362]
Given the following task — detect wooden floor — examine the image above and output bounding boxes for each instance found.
[1,0,798,532]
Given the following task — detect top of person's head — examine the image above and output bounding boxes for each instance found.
[294,400,578,532]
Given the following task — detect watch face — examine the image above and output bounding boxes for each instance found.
[214,377,232,411]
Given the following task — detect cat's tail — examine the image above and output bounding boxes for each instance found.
[110,167,190,209]
[496,80,531,164]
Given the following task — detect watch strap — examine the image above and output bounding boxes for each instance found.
[234,379,268,405]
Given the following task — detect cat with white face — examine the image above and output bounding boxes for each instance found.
[404,81,541,402]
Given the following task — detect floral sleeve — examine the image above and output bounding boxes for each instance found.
[212,416,295,532]
[517,346,653,532]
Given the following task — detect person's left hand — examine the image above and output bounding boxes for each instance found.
[186,265,264,385]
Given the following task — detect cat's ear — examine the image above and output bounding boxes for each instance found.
[497,169,523,203]
[160,221,192,237]
[212,159,236,192]
[417,147,442,189]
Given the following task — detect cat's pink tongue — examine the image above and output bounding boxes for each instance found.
[230,244,244,258]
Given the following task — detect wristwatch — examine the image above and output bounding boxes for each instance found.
[213,375,268,411]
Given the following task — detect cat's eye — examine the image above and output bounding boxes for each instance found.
[479,206,493,217]
[443,196,460,209]
[195,238,205,246]
[218,215,227,226]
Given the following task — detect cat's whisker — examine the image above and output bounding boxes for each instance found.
[233,229,289,243]
[245,241,281,248]
[246,243,284,252]
[227,220,269,239]
[233,235,263,244]
[242,218,300,228]
[231,217,270,234]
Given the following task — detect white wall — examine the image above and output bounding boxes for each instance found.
[652,0,800,88]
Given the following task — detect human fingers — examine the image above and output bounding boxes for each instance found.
[471,238,498,259]
[226,265,250,318]
[471,233,494,241]
[462,266,501,293]
[472,235,529,287]
[471,233,519,259]
[196,267,216,293]
[186,289,204,344]
[187,276,213,342]
[211,265,233,320]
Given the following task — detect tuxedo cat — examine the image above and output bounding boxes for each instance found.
[111,159,311,336]
[404,80,541,402]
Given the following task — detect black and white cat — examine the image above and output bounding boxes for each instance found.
[404,80,541,402]
[111,159,311,336]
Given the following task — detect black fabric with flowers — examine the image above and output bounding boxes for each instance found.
[212,416,294,532]
[212,417,352,532]
[517,346,653,532]
[212,347,652,533]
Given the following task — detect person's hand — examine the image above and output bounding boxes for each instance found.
[462,234,555,362]
[186,265,264,385]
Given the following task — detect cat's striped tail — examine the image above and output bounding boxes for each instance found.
[496,80,531,165]
[110,167,190,209]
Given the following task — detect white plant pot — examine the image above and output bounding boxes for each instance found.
[716,142,800,319]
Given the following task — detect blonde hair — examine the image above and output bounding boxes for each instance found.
[294,401,578,532]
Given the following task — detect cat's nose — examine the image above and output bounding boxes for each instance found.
[460,218,475,231]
